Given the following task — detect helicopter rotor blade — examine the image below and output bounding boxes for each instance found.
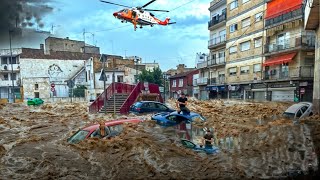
[99,0,131,8]
[143,9,169,12]
[141,0,156,8]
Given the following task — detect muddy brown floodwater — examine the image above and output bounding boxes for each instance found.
[0,100,319,179]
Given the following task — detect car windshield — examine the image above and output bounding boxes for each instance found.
[191,115,206,122]
[133,102,142,107]
[67,130,90,144]
[283,112,295,119]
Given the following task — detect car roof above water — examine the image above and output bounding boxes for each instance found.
[82,119,142,131]
[285,102,312,113]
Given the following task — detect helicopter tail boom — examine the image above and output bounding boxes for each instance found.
[158,17,170,25]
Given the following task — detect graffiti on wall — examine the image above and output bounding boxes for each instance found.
[48,64,63,78]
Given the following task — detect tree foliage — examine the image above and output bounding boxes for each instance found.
[138,67,163,86]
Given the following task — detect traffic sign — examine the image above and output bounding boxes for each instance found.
[67,80,75,88]
[51,87,55,92]
[51,83,55,88]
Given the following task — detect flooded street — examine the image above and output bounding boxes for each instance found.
[0,100,319,179]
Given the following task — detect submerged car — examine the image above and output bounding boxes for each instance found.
[181,139,219,154]
[283,102,313,120]
[67,118,142,144]
[151,111,206,126]
[129,101,175,114]
[27,98,44,106]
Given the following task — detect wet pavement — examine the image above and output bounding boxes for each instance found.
[0,100,319,179]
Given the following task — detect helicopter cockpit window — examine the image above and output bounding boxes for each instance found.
[124,9,128,13]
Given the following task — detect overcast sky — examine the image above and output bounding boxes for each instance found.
[32,0,211,70]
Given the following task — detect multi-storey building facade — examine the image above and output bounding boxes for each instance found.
[225,0,265,100]
[195,0,227,100]
[305,0,320,113]
[207,0,228,99]
[0,49,22,103]
[254,0,315,102]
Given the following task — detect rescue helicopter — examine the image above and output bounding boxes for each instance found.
[100,0,176,31]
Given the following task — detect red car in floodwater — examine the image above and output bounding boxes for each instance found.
[67,118,142,144]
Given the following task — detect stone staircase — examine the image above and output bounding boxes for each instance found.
[99,93,129,114]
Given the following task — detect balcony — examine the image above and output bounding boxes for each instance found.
[305,0,319,30]
[208,13,226,30]
[0,80,19,87]
[0,64,20,72]
[208,35,226,49]
[207,57,226,67]
[196,77,209,85]
[209,0,226,11]
[208,77,225,85]
[197,61,208,69]
[264,35,315,55]
[265,6,303,29]
[264,66,314,81]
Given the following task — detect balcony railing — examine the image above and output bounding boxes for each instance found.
[208,13,226,29]
[208,57,226,66]
[196,77,209,85]
[208,77,225,85]
[264,35,315,54]
[0,80,18,86]
[264,66,314,80]
[197,61,208,69]
[265,6,303,27]
[0,64,20,71]
[208,35,226,48]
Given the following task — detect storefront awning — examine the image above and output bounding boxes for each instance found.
[263,53,296,66]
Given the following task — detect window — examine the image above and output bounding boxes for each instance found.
[9,57,17,64]
[35,84,39,90]
[255,12,263,22]
[253,64,261,73]
[240,66,250,74]
[34,92,40,98]
[242,18,250,28]
[11,73,16,80]
[240,41,250,51]
[1,57,7,65]
[3,73,9,80]
[172,80,176,87]
[179,79,183,87]
[254,37,262,48]
[229,24,238,33]
[230,0,238,10]
[242,0,250,3]
[229,67,237,76]
[117,75,123,82]
[229,46,237,54]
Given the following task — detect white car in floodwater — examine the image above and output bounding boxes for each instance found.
[283,102,313,120]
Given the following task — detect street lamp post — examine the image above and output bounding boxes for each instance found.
[9,30,15,103]
[163,73,166,102]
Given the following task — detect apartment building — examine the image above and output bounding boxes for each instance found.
[225,0,265,100]
[195,0,227,100]
[0,49,22,103]
[305,0,320,113]
[207,0,228,99]
[255,0,315,102]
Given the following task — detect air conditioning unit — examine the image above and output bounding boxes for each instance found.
[3,65,7,70]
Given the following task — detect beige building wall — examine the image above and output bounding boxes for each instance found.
[227,0,264,18]
[225,0,265,84]
[226,57,262,83]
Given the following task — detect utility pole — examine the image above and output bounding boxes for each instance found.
[9,30,15,103]
[113,57,116,116]
[103,54,107,114]
[83,29,86,53]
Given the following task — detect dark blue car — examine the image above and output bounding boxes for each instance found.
[181,139,219,154]
[129,101,175,114]
[151,111,206,126]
